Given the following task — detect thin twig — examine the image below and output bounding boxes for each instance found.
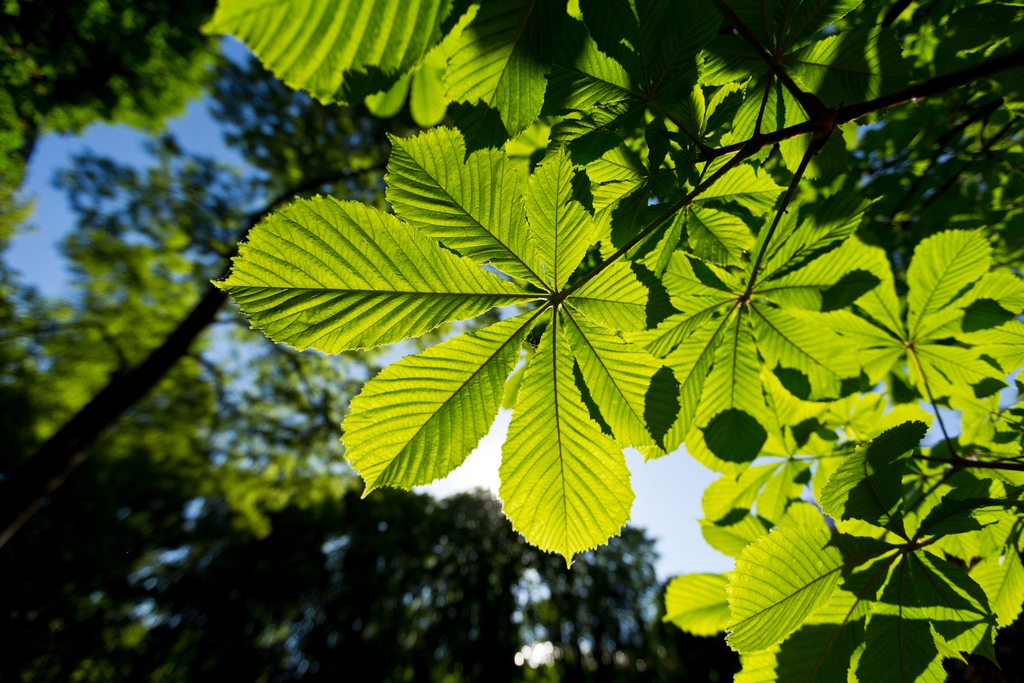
[708,49,1024,161]
[754,74,776,136]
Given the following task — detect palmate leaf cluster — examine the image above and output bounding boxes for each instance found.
[207,0,1024,678]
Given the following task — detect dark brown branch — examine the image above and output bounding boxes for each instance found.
[915,454,1024,473]
[837,48,1024,122]
[568,49,1024,300]
[709,49,1024,161]
[882,0,915,28]
[754,74,776,136]
[0,165,384,549]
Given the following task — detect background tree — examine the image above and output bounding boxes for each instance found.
[0,0,219,179]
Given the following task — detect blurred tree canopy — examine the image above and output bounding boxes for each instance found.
[0,51,738,681]
[0,0,219,181]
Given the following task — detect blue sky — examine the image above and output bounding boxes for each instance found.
[8,50,736,581]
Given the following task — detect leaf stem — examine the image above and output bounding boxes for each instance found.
[754,74,776,136]
[561,148,750,298]
[744,131,828,296]
[905,344,958,459]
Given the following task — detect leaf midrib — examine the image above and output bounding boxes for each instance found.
[731,545,890,632]
[486,0,541,111]
[399,149,548,287]
[228,286,538,298]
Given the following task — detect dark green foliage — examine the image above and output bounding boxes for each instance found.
[0,0,219,184]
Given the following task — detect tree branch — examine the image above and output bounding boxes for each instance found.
[745,130,829,295]
[837,49,1024,123]
[709,49,1024,160]
[0,164,384,549]
[915,454,1024,473]
[567,48,1024,308]
[882,0,915,28]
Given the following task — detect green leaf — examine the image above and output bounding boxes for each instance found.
[639,198,872,466]
[664,573,731,636]
[818,421,928,537]
[857,614,944,683]
[344,311,537,491]
[914,478,1011,539]
[821,230,1007,402]
[727,528,888,653]
[786,28,909,108]
[205,0,452,103]
[409,44,450,127]
[686,313,769,471]
[568,262,650,332]
[964,320,1024,373]
[862,551,997,681]
[445,0,564,135]
[748,304,860,399]
[499,310,634,563]
[217,196,536,352]
[754,193,874,288]
[907,551,997,661]
[731,0,864,54]
[735,547,896,683]
[365,73,412,118]
[386,127,548,285]
[700,35,763,87]
[972,549,1024,629]
[563,310,662,448]
[776,500,830,531]
[695,164,785,216]
[642,211,685,276]
[544,17,639,115]
[579,0,720,98]
[525,152,598,290]
[906,230,992,340]
[502,343,533,409]
[686,205,755,265]
[701,512,771,557]
[757,459,812,524]
[702,464,777,522]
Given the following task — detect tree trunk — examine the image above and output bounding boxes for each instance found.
[0,285,227,547]
[0,167,382,548]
